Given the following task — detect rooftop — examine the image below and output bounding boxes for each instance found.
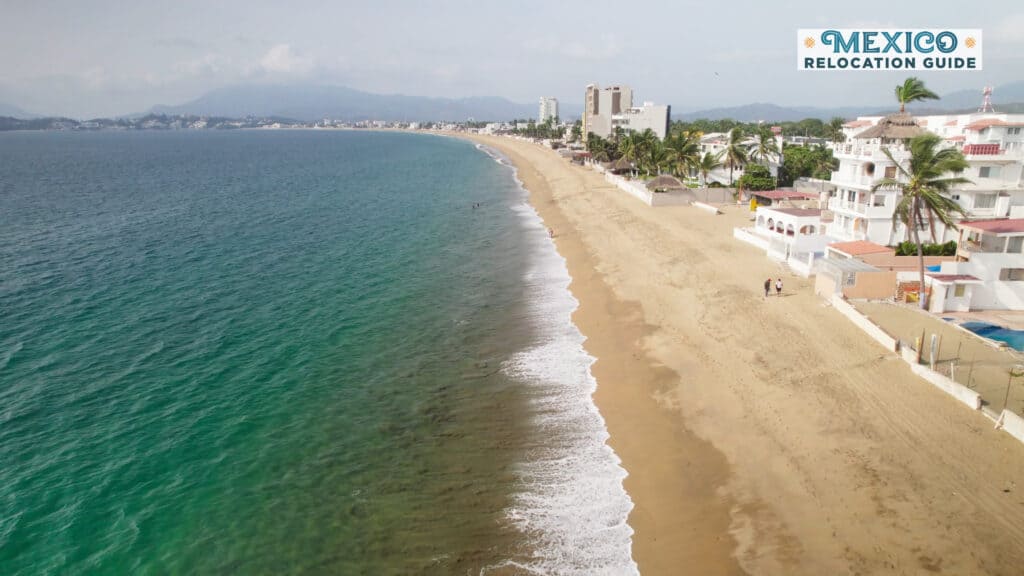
[751,190,818,201]
[828,240,892,257]
[960,219,1024,235]
[768,208,823,217]
[926,274,983,284]
[963,119,1024,132]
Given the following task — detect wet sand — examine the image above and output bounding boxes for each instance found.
[464,134,1024,575]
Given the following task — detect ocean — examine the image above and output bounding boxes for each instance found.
[0,130,636,575]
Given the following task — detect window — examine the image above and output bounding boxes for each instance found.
[1010,127,1022,135]
[952,194,961,200]
[884,166,897,179]
[999,268,1024,281]
[979,166,1001,178]
[1009,237,1024,253]
[975,193,997,209]
[954,284,966,297]
[872,195,885,207]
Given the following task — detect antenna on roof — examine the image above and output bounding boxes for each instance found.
[979,86,995,113]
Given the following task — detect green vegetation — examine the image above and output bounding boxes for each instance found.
[695,151,724,187]
[723,127,748,185]
[670,117,831,139]
[512,118,563,140]
[894,241,957,257]
[736,164,776,191]
[778,144,835,186]
[895,77,940,113]
[872,127,970,308]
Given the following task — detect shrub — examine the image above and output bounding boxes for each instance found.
[894,240,956,256]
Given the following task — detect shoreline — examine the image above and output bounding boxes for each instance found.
[464,134,743,574]
[460,133,1024,575]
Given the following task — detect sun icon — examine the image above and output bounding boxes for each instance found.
[804,37,815,48]
[965,37,976,48]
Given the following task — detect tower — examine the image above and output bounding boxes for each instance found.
[979,86,995,113]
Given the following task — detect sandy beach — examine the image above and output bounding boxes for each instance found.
[465,134,1024,575]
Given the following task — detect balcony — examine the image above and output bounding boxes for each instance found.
[828,197,892,218]
[833,144,912,163]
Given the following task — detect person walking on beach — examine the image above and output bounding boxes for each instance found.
[763,278,771,298]
[775,277,783,297]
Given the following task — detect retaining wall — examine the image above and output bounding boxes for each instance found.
[830,296,898,351]
[998,409,1024,444]
[832,295,983,410]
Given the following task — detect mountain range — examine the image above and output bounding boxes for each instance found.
[2,81,1022,123]
[0,101,38,119]
[673,81,1024,122]
[148,84,582,123]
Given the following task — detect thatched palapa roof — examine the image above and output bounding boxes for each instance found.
[645,174,686,191]
[853,113,924,140]
[608,157,635,173]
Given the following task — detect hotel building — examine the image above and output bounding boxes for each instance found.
[538,97,559,124]
[584,84,670,141]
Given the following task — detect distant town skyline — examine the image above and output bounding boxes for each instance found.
[1,0,1022,118]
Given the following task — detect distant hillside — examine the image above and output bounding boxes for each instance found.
[935,81,1024,111]
[0,101,38,119]
[149,84,580,122]
[676,81,1024,122]
[675,102,885,122]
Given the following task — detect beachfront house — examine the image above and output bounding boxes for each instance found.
[814,240,955,301]
[924,218,1024,312]
[734,202,834,276]
[828,111,1024,245]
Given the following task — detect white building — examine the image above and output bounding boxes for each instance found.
[925,218,1024,312]
[611,102,671,140]
[539,97,559,124]
[584,84,632,140]
[583,84,672,141]
[827,111,1024,245]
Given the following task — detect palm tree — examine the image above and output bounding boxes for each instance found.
[871,133,971,309]
[826,117,846,144]
[665,131,701,179]
[723,127,748,185]
[695,151,724,187]
[895,77,939,113]
[748,127,779,166]
[642,143,672,176]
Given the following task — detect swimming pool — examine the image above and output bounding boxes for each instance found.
[960,321,1024,351]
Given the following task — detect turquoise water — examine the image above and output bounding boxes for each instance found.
[960,321,1024,351]
[0,131,635,574]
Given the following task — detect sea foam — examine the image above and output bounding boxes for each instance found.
[479,144,638,575]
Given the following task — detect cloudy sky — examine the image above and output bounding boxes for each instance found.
[1,0,1021,118]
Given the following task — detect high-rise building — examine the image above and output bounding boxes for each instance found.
[583,84,670,142]
[539,97,559,124]
[583,84,633,141]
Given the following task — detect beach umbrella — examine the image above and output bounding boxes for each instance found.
[645,174,686,191]
[609,157,635,174]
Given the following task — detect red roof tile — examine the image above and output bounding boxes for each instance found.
[926,274,982,283]
[963,119,1024,131]
[961,219,1024,234]
[828,240,892,256]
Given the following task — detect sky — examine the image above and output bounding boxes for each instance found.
[1,0,1022,118]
